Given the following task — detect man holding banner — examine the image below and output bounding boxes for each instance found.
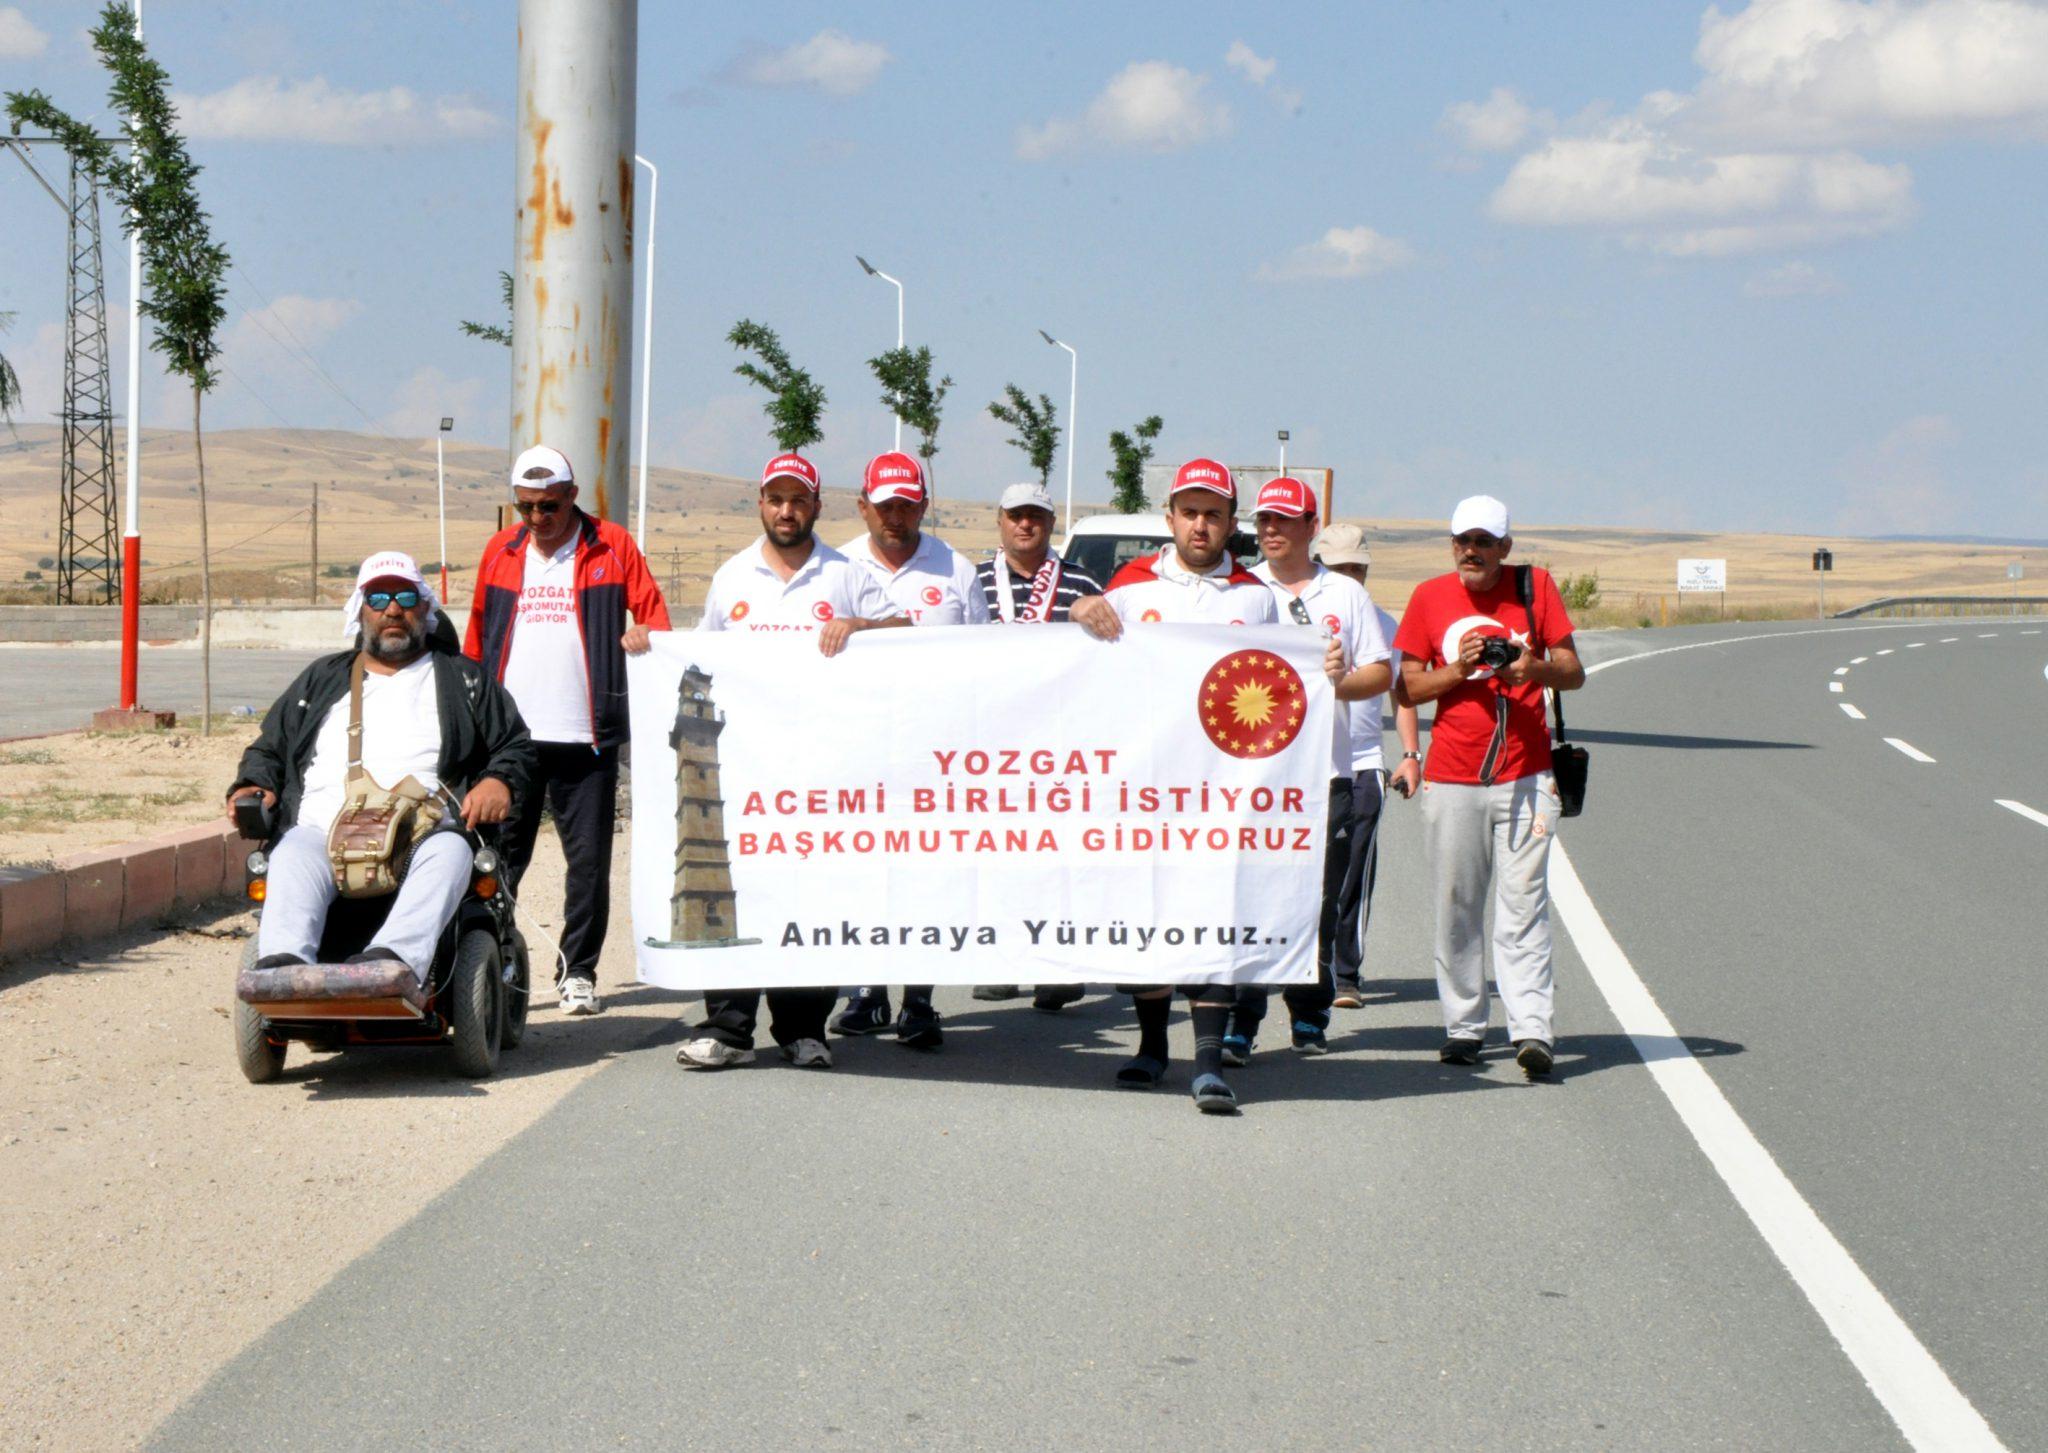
[1101,458,1280,1114]
[672,452,906,1072]
[831,452,990,1049]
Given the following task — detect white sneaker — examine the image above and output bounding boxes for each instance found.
[559,977,602,1016]
[780,1037,834,1069]
[676,1037,755,1069]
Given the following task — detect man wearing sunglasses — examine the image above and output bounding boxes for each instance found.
[1233,478,1393,1061]
[227,552,534,981]
[1391,496,1584,1077]
[464,444,672,1017]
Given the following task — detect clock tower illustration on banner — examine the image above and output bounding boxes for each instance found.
[649,666,759,949]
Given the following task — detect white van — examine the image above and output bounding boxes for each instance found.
[1058,513,1259,585]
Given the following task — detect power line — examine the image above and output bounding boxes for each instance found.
[151,505,309,571]
[228,264,390,436]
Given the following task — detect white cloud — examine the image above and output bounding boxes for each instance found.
[1257,226,1417,281]
[176,77,502,145]
[1224,41,1277,87]
[1490,118,1913,254]
[1443,86,1554,152]
[0,5,48,59]
[226,295,361,363]
[1686,0,2048,145]
[1017,61,1233,159]
[1744,259,1847,294]
[1837,413,1962,533]
[377,366,486,439]
[736,29,891,97]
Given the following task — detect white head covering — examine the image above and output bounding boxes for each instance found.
[509,443,575,500]
[1450,494,1510,538]
[342,551,441,638]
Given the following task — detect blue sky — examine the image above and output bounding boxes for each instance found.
[3,0,2045,536]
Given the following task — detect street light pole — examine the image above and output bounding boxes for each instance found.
[119,0,143,712]
[1039,330,1077,522]
[856,255,904,452]
[634,153,657,548]
[1277,429,1289,476]
[436,417,453,604]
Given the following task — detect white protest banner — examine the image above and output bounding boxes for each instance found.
[627,624,1331,989]
[1677,558,1728,593]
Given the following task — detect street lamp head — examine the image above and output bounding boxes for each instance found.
[1039,329,1057,346]
[1277,429,1290,443]
[439,417,454,433]
[856,255,877,277]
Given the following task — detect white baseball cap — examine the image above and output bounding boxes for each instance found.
[1450,494,1510,539]
[353,551,426,591]
[510,444,575,498]
[998,482,1056,514]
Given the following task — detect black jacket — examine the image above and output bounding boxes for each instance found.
[230,643,536,832]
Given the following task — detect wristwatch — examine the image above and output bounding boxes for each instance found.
[1401,751,1423,762]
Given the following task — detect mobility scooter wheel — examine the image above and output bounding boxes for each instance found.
[233,993,287,1083]
[447,926,503,1078]
[501,934,531,1050]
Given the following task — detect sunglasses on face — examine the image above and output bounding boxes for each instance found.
[365,589,422,611]
[1453,533,1502,550]
[515,498,567,518]
[1288,597,1313,626]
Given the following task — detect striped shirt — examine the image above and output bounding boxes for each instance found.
[975,556,1104,623]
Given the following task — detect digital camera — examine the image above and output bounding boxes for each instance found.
[1476,636,1523,671]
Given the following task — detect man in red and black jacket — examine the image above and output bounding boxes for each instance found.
[464,444,671,1016]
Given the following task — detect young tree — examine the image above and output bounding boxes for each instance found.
[728,319,826,453]
[1106,414,1164,514]
[9,3,230,732]
[868,345,951,482]
[0,312,21,426]
[460,271,513,347]
[987,384,1059,488]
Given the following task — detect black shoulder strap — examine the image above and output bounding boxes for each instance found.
[1517,565,1568,744]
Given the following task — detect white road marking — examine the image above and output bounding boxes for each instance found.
[1977,633,1998,639]
[1996,799,2048,830]
[1581,623,1947,679]
[1833,667,1850,676]
[1885,737,1936,763]
[1876,649,1894,656]
[1940,637,1959,643]
[1550,845,2007,1453]
[1907,642,1926,649]
[1852,656,1869,664]
[1829,682,1844,693]
[2023,630,2041,635]
[1841,703,1866,719]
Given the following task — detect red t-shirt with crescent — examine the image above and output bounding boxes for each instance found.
[1392,568,1574,785]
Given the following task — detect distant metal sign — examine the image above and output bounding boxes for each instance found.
[2009,562,2025,581]
[1677,558,1728,593]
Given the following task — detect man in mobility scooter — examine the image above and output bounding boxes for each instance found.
[225,552,537,1081]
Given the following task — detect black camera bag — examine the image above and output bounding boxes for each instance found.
[1518,565,1588,818]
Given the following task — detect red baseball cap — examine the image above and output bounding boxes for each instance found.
[862,451,927,505]
[1170,457,1236,503]
[1255,476,1317,518]
[761,452,820,493]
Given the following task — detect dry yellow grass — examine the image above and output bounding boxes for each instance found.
[1,427,2037,618]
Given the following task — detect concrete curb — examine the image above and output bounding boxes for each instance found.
[0,820,261,963]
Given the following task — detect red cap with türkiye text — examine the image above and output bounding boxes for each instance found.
[1170,457,1236,502]
[1255,476,1317,518]
[862,451,927,504]
[761,453,820,493]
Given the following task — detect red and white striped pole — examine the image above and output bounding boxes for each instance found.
[117,0,143,712]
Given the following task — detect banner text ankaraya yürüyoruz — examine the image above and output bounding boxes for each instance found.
[628,624,1332,989]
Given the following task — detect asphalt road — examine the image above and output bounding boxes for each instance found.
[142,617,2042,1451]
[0,645,324,737]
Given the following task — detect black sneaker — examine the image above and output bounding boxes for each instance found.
[1439,1037,1483,1066]
[896,1003,943,1051]
[1515,1039,1554,1077]
[1291,1018,1330,1056]
[830,991,892,1036]
[1032,986,1085,1011]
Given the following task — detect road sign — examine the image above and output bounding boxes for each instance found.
[2009,562,2024,582]
[1812,548,1834,572]
[1677,558,1727,593]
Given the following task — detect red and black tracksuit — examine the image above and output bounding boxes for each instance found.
[464,510,670,982]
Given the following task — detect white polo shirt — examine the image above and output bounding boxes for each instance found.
[1104,546,1278,626]
[838,529,991,625]
[1252,560,1391,776]
[1353,605,1402,773]
[698,537,901,634]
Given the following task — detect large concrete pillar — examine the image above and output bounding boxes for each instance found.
[514,0,636,519]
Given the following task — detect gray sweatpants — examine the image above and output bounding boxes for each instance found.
[1419,772,1560,1045]
[256,824,473,981]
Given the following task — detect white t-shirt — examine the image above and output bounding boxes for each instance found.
[838,530,991,626]
[501,536,593,744]
[1252,561,1392,776]
[1104,547,1279,626]
[1353,605,1402,773]
[295,655,444,833]
[698,537,902,634]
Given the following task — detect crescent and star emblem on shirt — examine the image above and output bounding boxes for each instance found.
[1140,609,1162,623]
[1197,652,1308,759]
[730,600,750,621]
[1442,613,1527,682]
[1323,614,1342,636]
[812,601,836,622]
[921,585,943,606]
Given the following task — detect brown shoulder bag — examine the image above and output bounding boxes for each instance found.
[326,655,448,898]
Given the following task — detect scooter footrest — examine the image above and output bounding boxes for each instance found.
[237,960,427,1020]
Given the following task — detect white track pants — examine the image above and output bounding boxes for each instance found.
[1419,772,1560,1045]
[256,824,472,981]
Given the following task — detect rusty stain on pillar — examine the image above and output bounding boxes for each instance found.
[514,0,637,519]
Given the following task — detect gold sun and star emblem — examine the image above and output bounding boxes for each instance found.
[1196,652,1309,758]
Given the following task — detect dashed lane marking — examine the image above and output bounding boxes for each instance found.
[1551,845,2008,1453]
[1907,642,1927,649]
[1996,799,2048,830]
[1834,667,1850,676]
[1940,637,1959,643]
[1877,649,1894,656]
[1852,656,1869,663]
[1885,737,1936,763]
[1978,633,1999,639]
[1829,683,1844,693]
[1841,703,1866,719]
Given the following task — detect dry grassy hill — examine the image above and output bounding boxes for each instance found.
[0,427,2037,624]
